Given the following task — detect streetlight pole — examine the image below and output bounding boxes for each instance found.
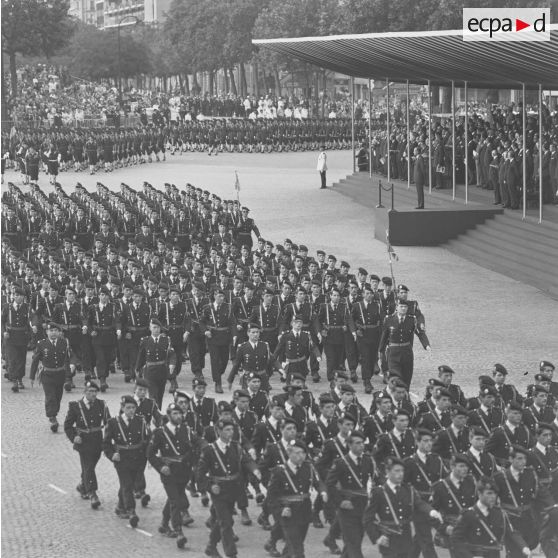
[116,15,140,106]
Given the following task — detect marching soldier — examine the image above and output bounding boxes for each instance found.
[227,323,271,391]
[147,402,194,549]
[351,284,382,393]
[29,321,74,432]
[197,418,260,558]
[528,422,558,501]
[437,365,467,408]
[363,393,394,451]
[63,380,111,509]
[433,405,471,462]
[245,372,271,419]
[191,377,219,427]
[467,427,499,480]
[492,364,524,406]
[379,299,431,388]
[267,439,326,558]
[185,282,210,379]
[2,286,32,392]
[523,385,555,434]
[120,287,151,383]
[468,386,505,434]
[135,318,176,409]
[374,409,417,471]
[250,287,281,355]
[450,477,530,558]
[103,395,150,528]
[326,430,375,558]
[416,388,453,433]
[200,289,236,394]
[364,457,442,558]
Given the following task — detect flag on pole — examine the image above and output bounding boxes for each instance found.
[234,170,240,202]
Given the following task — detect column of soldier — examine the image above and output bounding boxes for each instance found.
[2,179,558,558]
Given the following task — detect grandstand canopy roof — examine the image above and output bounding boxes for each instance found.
[253,26,558,90]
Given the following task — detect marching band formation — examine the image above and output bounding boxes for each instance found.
[1,179,557,558]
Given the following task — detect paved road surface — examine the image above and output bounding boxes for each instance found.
[2,151,556,557]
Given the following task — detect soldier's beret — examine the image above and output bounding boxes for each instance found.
[429,378,446,388]
[234,389,250,399]
[507,401,524,412]
[218,401,233,413]
[532,384,549,394]
[270,397,284,408]
[290,373,306,383]
[158,283,169,291]
[393,378,408,390]
[241,206,250,212]
[166,402,183,414]
[316,250,325,256]
[150,318,162,327]
[14,287,26,296]
[275,245,284,252]
[478,374,495,387]
[340,412,357,424]
[480,386,498,397]
[509,444,529,457]
[174,390,191,401]
[192,281,205,291]
[385,456,405,469]
[288,439,307,451]
[327,255,337,261]
[291,244,299,251]
[244,282,255,290]
[493,363,508,376]
[470,426,489,437]
[65,286,77,294]
[46,321,61,330]
[452,453,471,466]
[397,284,409,292]
[265,240,274,248]
[397,299,408,306]
[451,405,468,416]
[121,395,137,406]
[311,280,321,287]
[359,268,369,276]
[437,388,452,398]
[246,372,261,382]
[132,287,144,296]
[394,408,411,419]
[263,288,274,296]
[85,381,99,391]
[99,286,110,295]
[540,361,555,371]
[168,285,180,294]
[135,378,149,389]
[340,384,355,394]
[299,245,308,252]
[319,394,336,406]
[284,385,303,396]
[340,261,350,268]
[535,373,551,383]
[381,276,393,286]
[110,278,121,287]
[416,427,434,439]
[292,314,304,322]
[537,422,554,434]
[438,365,455,375]
[350,429,366,440]
[283,238,292,244]
[85,281,95,289]
[192,377,207,388]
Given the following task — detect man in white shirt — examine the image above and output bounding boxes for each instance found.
[317,148,328,189]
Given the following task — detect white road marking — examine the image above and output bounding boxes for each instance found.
[48,483,67,494]
[126,525,153,537]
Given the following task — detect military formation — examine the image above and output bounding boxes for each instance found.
[1,178,557,558]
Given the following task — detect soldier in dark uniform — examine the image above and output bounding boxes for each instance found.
[405,428,448,558]
[416,388,453,433]
[30,321,74,432]
[468,386,504,433]
[135,318,176,409]
[374,409,417,471]
[541,361,558,398]
[273,314,321,383]
[120,287,150,383]
[528,422,558,502]
[326,430,375,558]
[380,299,431,388]
[227,323,271,390]
[250,287,281,355]
[197,418,260,558]
[364,457,443,558]
[103,395,149,528]
[63,381,110,509]
[267,439,325,558]
[363,393,394,451]
[523,385,555,434]
[433,405,471,462]
[430,454,477,551]
[147,402,195,549]
[200,289,236,394]
[492,363,524,406]
[86,286,120,391]
[234,206,261,250]
[467,427,499,480]
[191,377,219,427]
[1,286,32,392]
[185,282,210,379]
[313,287,356,382]
[352,284,382,393]
[158,285,190,391]
[437,365,467,408]
[450,476,529,558]
[486,403,533,466]
[244,372,270,419]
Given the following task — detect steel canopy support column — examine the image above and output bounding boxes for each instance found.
[522,83,527,220]
[451,80,456,201]
[464,81,468,204]
[539,83,543,223]
[428,80,432,194]
[386,78,391,183]
[407,80,412,189]
[351,76,356,173]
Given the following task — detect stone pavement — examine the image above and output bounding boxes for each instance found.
[2,151,556,557]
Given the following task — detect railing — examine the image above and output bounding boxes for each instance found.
[376,179,395,211]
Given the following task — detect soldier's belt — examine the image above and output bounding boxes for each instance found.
[167,325,184,329]
[212,327,229,331]
[244,369,267,375]
[360,324,380,329]
[77,427,103,434]
[261,327,276,332]
[127,326,148,332]
[502,504,532,515]
[7,326,27,331]
[339,488,368,498]
[418,490,433,498]
[95,326,114,331]
[62,324,82,330]
[161,456,186,464]
[327,325,344,329]
[279,494,310,503]
[466,543,503,552]
[210,474,240,482]
[287,356,307,363]
[375,521,406,535]
[116,443,144,450]
[146,360,167,366]
[389,342,411,347]
[42,366,66,373]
